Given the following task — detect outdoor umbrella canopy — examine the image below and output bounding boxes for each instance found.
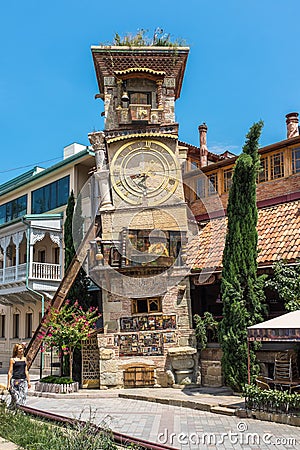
[247,310,300,342]
[247,310,300,384]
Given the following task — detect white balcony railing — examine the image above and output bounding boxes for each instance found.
[32,262,61,280]
[0,263,27,284]
[0,262,61,285]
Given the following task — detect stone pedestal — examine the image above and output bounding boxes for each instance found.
[167,346,197,385]
[200,347,223,387]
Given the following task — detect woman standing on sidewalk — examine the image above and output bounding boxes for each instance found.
[7,343,31,407]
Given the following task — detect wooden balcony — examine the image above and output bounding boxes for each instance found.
[0,263,26,283]
[0,262,61,285]
[31,262,61,280]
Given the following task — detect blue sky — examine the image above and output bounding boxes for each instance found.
[0,0,299,185]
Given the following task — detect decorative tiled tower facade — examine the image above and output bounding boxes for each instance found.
[85,45,198,388]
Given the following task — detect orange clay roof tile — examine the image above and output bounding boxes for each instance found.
[188,200,300,271]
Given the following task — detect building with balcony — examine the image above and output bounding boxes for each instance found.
[3,39,300,388]
[0,143,95,370]
[183,113,300,385]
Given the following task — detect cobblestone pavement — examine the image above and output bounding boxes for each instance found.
[25,395,300,450]
[1,374,300,450]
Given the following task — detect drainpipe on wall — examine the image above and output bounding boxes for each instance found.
[22,218,45,379]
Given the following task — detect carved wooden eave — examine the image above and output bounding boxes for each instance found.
[106,132,178,144]
[114,67,166,83]
[91,45,189,99]
[104,123,179,143]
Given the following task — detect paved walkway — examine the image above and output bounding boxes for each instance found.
[0,437,20,450]
[1,374,300,449]
[26,391,300,449]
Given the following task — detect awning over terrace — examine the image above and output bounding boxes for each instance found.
[247,310,300,342]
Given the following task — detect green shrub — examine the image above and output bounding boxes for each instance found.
[40,376,74,385]
[243,384,300,415]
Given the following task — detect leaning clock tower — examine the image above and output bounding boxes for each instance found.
[85,41,198,388]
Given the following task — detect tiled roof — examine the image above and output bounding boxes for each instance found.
[188,199,300,271]
[91,46,189,100]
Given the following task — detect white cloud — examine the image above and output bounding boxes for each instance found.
[209,143,240,155]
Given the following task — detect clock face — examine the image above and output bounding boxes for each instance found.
[110,140,179,206]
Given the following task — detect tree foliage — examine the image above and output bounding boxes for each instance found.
[64,191,92,310]
[266,261,300,311]
[219,121,266,391]
[39,301,100,380]
[194,312,219,350]
[64,191,76,270]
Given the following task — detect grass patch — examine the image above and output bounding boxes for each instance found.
[0,403,123,449]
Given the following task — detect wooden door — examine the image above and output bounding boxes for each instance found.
[124,366,155,387]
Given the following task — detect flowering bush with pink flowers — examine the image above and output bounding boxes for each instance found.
[38,300,100,380]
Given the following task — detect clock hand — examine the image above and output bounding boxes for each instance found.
[136,173,149,189]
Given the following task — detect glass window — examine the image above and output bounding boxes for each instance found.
[258,157,268,183]
[191,160,199,170]
[57,177,69,207]
[32,176,70,214]
[0,205,6,225]
[6,202,12,222]
[31,186,45,214]
[292,148,300,174]
[208,173,218,196]
[223,169,233,192]
[196,177,206,199]
[0,195,27,225]
[270,152,284,179]
[0,315,5,338]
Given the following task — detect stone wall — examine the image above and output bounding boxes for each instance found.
[96,280,197,389]
[200,347,223,387]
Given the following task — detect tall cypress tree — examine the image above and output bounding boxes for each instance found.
[64,191,76,270]
[219,121,266,391]
[64,190,92,310]
[63,191,94,380]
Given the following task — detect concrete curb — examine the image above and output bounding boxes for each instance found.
[119,392,237,415]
